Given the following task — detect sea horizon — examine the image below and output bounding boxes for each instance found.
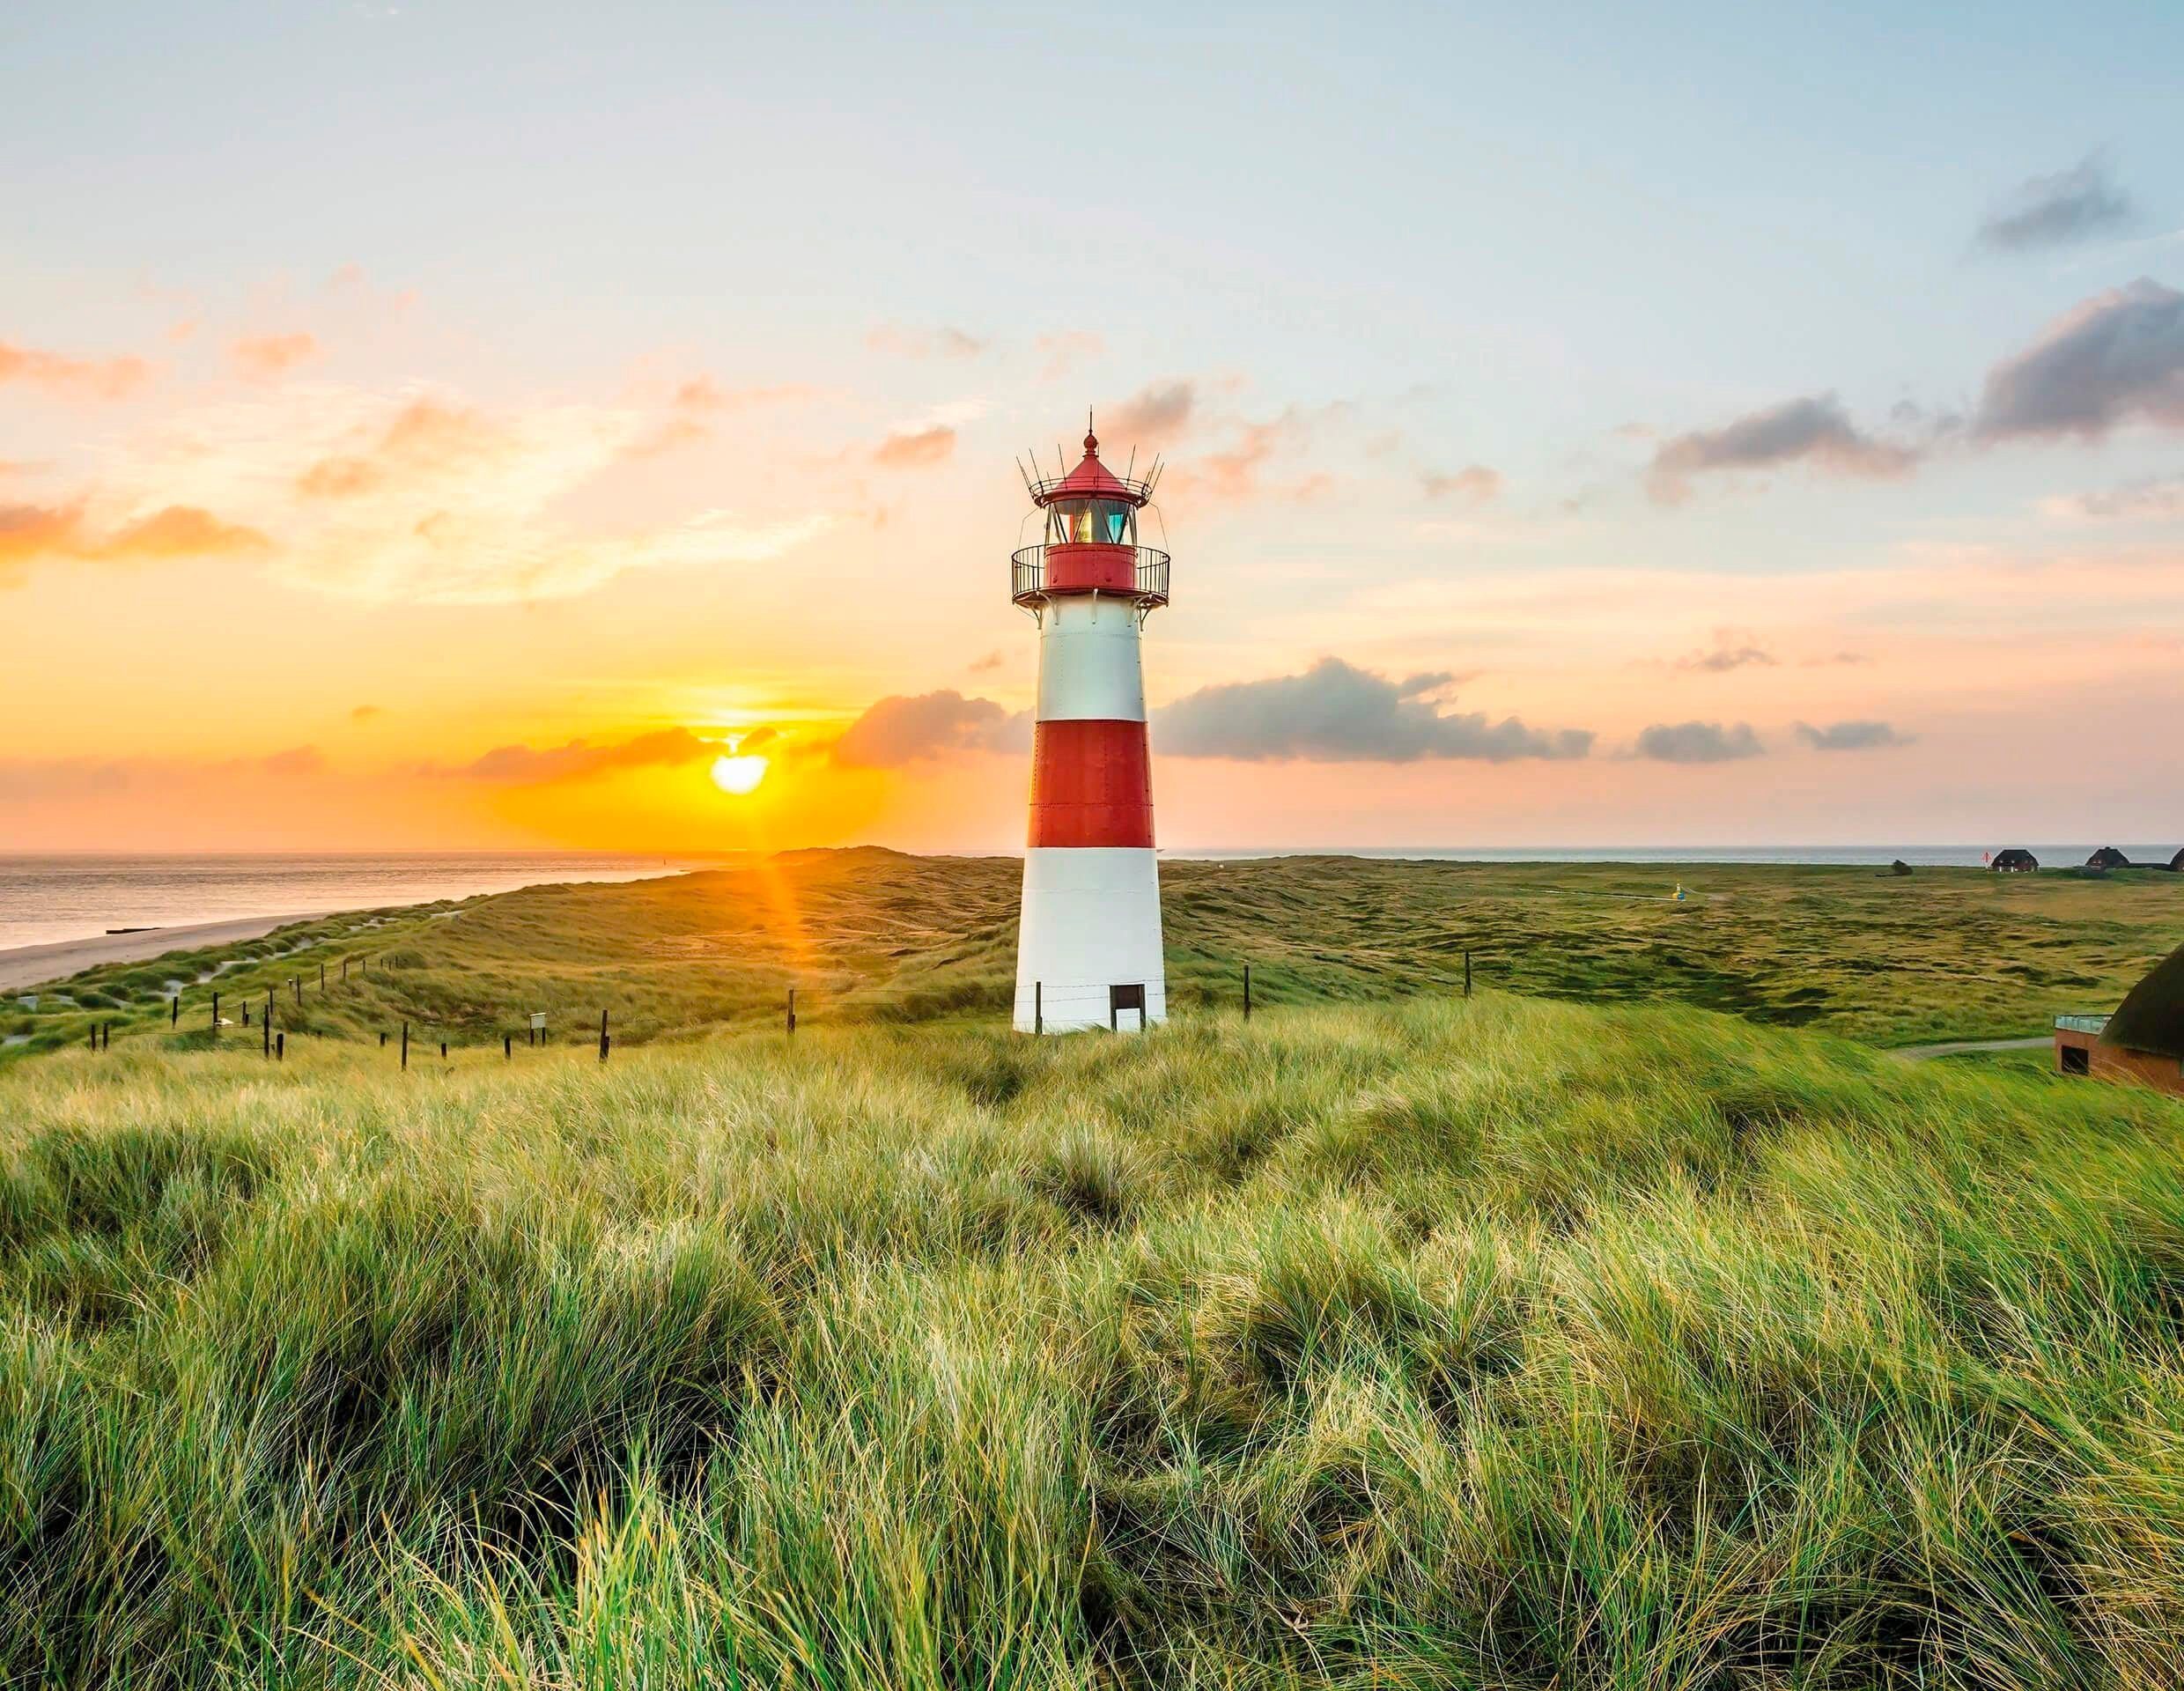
[3,843,2176,953]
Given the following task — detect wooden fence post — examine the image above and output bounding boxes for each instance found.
[262,1011,270,1060]
[211,990,219,1031]
[505,1033,512,1060]
[171,995,179,1027]
[1034,980,1042,1037]
[1465,950,1472,999]
[401,1023,408,1070]
[786,989,796,1037]
[1243,964,1251,1021]
[276,1033,284,1061]
[319,962,326,991]
[439,1040,447,1060]
[599,1008,609,1062]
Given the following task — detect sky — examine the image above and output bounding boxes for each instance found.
[3,0,2181,853]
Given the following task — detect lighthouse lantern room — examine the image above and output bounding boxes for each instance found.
[1010,425,1170,1033]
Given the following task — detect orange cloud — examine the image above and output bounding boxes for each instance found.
[0,500,269,584]
[0,338,151,400]
[866,323,984,359]
[873,425,956,468]
[1422,464,1502,504]
[296,398,498,497]
[231,332,319,378]
[432,727,724,784]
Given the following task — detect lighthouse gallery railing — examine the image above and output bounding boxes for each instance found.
[1010,544,1169,609]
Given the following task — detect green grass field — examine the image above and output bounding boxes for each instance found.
[10,851,2184,1062]
[7,853,2184,1685]
[4,996,2183,1687]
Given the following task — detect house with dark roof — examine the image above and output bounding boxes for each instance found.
[2055,941,2184,1098]
[1992,848,2039,873]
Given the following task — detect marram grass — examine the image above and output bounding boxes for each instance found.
[3,995,2183,1687]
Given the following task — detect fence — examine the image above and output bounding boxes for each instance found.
[70,938,1489,1068]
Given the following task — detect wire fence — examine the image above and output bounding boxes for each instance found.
[58,937,1488,1069]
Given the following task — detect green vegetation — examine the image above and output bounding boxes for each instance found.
[12,852,2184,1063]
[3,995,2182,1686]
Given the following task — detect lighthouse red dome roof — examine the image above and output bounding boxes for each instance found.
[1029,425,1156,508]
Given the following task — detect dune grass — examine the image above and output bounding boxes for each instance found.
[11,850,2184,1066]
[4,993,2183,1686]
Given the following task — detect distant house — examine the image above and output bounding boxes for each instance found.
[1992,848,2039,873]
[2172,847,2184,874]
[2055,941,2184,1098]
[2087,846,2134,870]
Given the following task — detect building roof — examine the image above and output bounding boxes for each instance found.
[2102,941,2184,1061]
[1026,426,1158,509]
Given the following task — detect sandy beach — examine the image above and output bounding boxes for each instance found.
[0,913,320,994]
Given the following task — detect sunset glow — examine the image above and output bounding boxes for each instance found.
[3,6,2180,853]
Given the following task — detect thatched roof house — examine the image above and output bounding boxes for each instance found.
[1992,848,2039,873]
[2171,846,2184,874]
[2102,945,2184,1064]
[2087,846,2134,870]
[2056,940,2184,1096]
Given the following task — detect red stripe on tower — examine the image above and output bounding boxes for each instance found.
[1028,720,1153,847]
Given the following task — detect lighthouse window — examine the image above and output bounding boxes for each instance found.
[1049,499,1134,545]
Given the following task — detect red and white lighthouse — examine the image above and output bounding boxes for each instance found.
[1010,426,1170,1033]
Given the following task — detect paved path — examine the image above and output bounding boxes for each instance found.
[1893,1036,2050,1060]
[0,913,320,993]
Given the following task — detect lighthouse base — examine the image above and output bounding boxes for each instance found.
[1013,846,1167,1034]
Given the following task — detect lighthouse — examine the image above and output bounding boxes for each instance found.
[1010,425,1169,1033]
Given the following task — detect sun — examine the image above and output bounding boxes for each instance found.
[710,753,768,796]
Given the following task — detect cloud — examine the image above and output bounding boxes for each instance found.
[873,425,956,468]
[231,332,318,379]
[1156,657,1591,763]
[968,649,1005,673]
[0,500,270,585]
[2048,473,2184,520]
[0,744,328,801]
[124,382,832,603]
[1795,720,1914,751]
[1631,720,1765,763]
[866,323,985,359]
[1104,380,1196,441]
[1421,464,1501,504]
[629,375,820,456]
[1974,279,2184,441]
[0,338,151,400]
[350,704,382,723]
[830,691,1026,767]
[1163,408,1325,504]
[1037,331,1103,379]
[1976,154,2133,254]
[1648,395,1920,502]
[260,745,326,777]
[1673,630,1778,673]
[440,727,723,784]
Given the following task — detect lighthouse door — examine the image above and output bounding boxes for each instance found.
[1110,983,1147,1031]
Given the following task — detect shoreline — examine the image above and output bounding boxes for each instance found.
[0,913,323,994]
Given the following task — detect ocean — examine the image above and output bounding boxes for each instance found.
[0,853,727,951]
[2,846,2172,953]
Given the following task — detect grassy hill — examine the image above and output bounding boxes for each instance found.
[10,851,2184,1063]
[3,995,2181,1687]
